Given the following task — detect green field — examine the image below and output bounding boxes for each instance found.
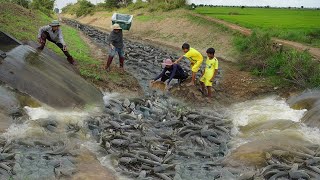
[195,7,320,47]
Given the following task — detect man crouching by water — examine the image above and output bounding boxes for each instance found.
[151,59,188,90]
[37,20,76,65]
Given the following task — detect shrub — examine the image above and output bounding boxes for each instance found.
[31,0,55,16]
[11,0,30,8]
[128,0,147,10]
[76,0,95,17]
[62,3,78,15]
[145,0,186,12]
[234,31,320,88]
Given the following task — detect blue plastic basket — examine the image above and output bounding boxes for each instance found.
[111,13,133,30]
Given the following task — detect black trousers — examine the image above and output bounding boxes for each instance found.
[40,31,72,59]
[161,72,188,82]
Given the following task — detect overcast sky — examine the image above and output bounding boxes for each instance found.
[55,0,320,10]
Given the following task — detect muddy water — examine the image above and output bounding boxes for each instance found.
[225,94,320,179]
[61,20,320,179]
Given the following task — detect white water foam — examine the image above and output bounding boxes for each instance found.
[229,96,306,127]
[2,106,90,141]
[24,106,89,121]
[228,96,311,149]
[102,92,120,106]
[300,125,320,145]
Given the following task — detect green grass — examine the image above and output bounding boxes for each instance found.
[195,7,320,47]
[46,25,103,80]
[0,4,51,41]
[135,14,165,22]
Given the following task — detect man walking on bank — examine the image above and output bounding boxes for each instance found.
[37,20,76,65]
[105,24,125,71]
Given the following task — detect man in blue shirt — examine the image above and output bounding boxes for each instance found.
[151,59,188,89]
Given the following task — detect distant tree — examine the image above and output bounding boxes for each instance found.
[11,0,30,8]
[105,0,119,8]
[190,3,196,9]
[76,0,94,17]
[241,6,245,9]
[31,0,55,15]
[118,0,132,7]
[54,7,59,13]
[301,6,304,9]
[265,5,270,8]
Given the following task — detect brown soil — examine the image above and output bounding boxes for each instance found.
[72,148,116,180]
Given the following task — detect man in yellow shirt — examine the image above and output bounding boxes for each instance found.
[175,43,203,86]
[200,48,218,99]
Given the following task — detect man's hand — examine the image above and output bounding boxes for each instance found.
[63,45,67,51]
[38,38,43,44]
[165,84,171,91]
[150,80,155,85]
[110,44,115,50]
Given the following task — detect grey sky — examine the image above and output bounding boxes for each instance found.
[55,0,320,10]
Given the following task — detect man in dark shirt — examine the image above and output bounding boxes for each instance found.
[105,23,125,71]
[151,59,188,90]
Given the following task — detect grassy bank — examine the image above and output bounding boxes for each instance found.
[195,7,320,47]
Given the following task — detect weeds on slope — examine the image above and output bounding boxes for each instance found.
[234,31,320,88]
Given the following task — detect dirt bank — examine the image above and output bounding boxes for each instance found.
[65,19,287,106]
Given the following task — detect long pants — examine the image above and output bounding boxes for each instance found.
[39,31,74,64]
[161,72,188,83]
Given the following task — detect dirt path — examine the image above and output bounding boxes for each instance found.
[192,13,320,60]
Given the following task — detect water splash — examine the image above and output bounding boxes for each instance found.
[229,96,306,127]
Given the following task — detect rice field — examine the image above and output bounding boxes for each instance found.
[195,7,320,47]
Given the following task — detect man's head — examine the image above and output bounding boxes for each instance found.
[206,48,215,58]
[182,43,190,53]
[112,24,122,33]
[161,59,173,68]
[50,20,60,31]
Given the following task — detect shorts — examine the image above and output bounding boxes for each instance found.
[200,72,214,87]
[109,47,125,58]
[191,59,203,73]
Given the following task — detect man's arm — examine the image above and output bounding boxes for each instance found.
[107,33,115,49]
[210,69,218,82]
[174,55,184,64]
[167,65,177,85]
[153,68,166,81]
[37,25,50,39]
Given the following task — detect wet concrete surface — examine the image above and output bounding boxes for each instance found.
[0,40,103,109]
